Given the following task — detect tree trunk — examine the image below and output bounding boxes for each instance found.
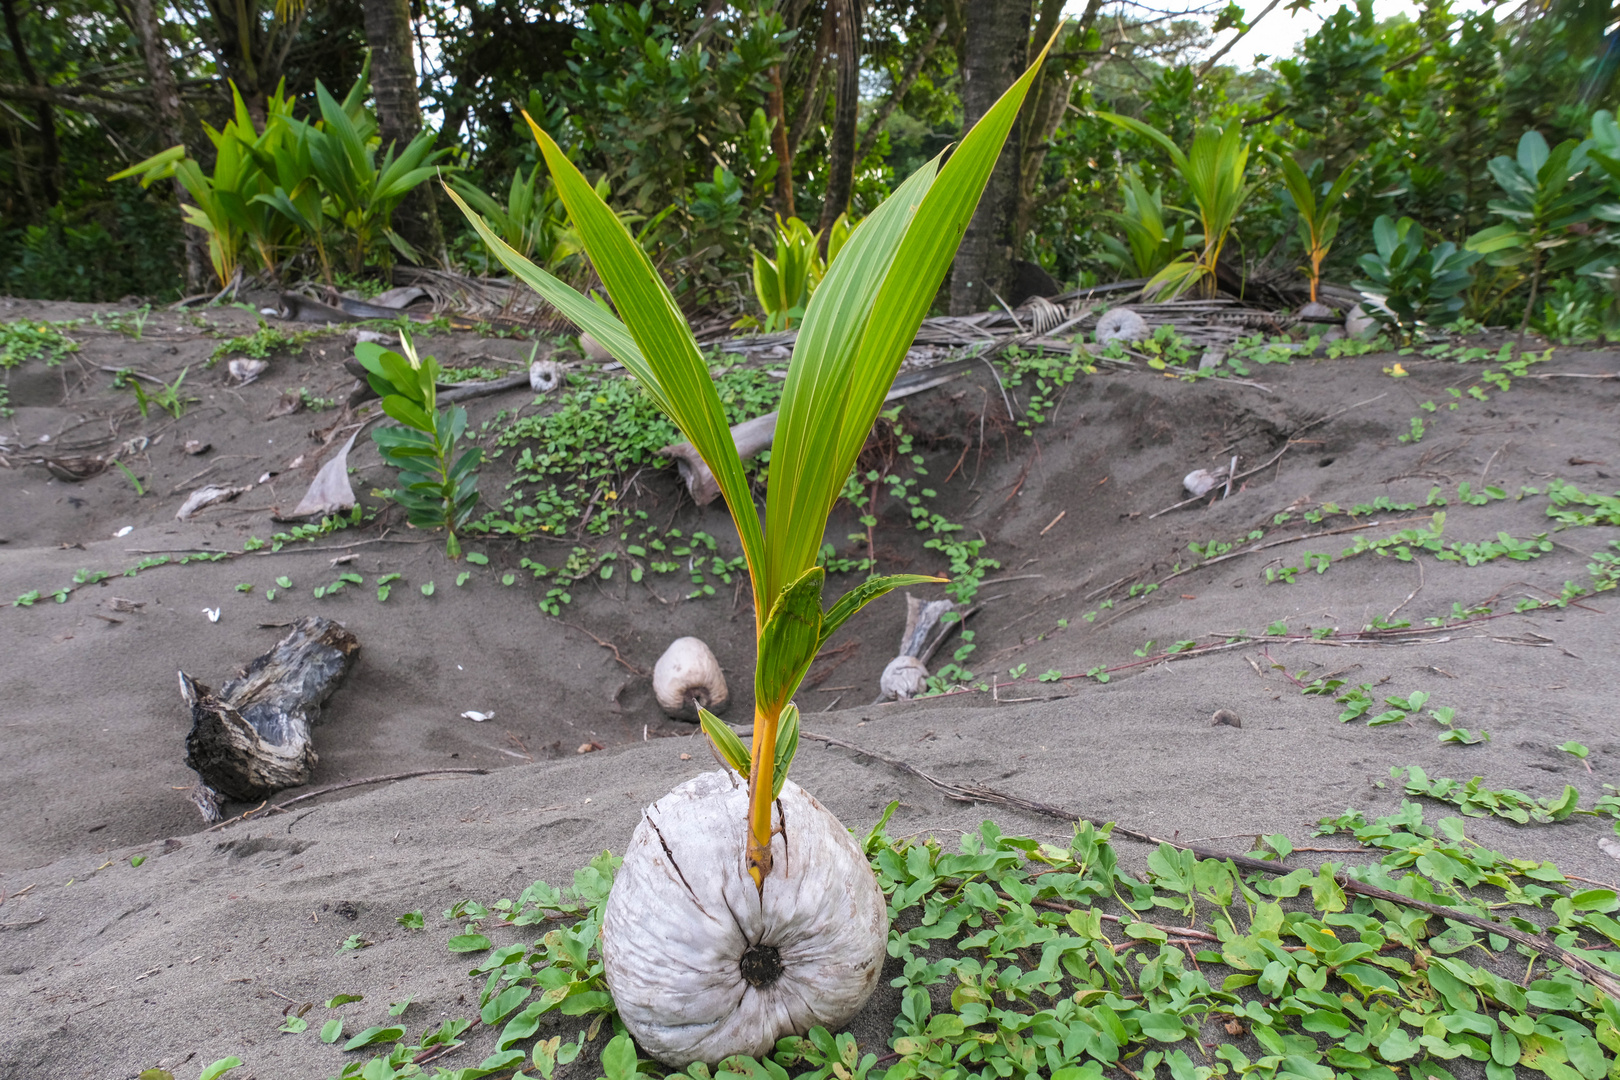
[128,0,208,292]
[1012,0,1097,245]
[817,0,860,245]
[362,0,443,264]
[787,9,832,161]
[857,17,947,163]
[767,65,794,220]
[1,0,60,206]
[948,0,1029,315]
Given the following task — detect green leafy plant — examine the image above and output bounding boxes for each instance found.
[111,82,308,287]
[1097,168,1185,280]
[1353,215,1482,341]
[357,333,483,559]
[345,799,1620,1080]
[450,165,583,269]
[1095,114,1256,298]
[1466,130,1599,351]
[1279,156,1357,304]
[450,43,1051,887]
[296,78,449,272]
[1396,766,1580,824]
[121,367,193,420]
[748,213,852,331]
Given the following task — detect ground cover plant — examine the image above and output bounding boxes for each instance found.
[305,797,1620,1080]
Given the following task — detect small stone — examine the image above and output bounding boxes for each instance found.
[228,357,268,385]
[1211,709,1242,728]
[184,440,210,455]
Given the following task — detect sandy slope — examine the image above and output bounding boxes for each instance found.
[1,297,1618,1076]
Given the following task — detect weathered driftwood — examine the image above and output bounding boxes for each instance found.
[878,594,958,702]
[180,616,360,821]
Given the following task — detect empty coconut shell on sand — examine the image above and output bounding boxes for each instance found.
[653,637,728,720]
[179,615,360,821]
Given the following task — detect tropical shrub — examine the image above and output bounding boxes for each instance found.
[1466,130,1599,338]
[1098,169,1185,280]
[1354,215,1482,339]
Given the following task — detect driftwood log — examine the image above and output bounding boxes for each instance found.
[661,359,978,505]
[180,616,360,821]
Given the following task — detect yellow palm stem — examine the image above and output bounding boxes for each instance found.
[745,701,779,888]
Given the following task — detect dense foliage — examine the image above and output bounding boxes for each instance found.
[3,0,1618,335]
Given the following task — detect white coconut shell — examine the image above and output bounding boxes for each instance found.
[1095,308,1149,345]
[653,637,728,719]
[602,771,889,1066]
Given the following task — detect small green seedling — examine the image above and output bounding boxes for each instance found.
[1559,740,1593,772]
[356,331,483,559]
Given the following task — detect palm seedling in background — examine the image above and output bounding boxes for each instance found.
[112,61,445,286]
[451,166,582,269]
[1096,113,1256,298]
[1279,156,1358,305]
[297,80,447,273]
[446,37,1054,1066]
[1097,168,1185,280]
[748,213,854,331]
[111,83,307,288]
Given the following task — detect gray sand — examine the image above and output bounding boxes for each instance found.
[2,298,1617,1077]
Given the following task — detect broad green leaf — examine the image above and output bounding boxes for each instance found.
[341,1024,404,1051]
[819,574,943,650]
[754,566,825,716]
[198,1060,243,1080]
[700,707,751,775]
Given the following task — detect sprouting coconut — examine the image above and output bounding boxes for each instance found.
[601,765,887,1064]
[446,36,1053,1065]
[652,636,728,720]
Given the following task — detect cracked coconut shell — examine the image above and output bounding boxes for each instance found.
[601,770,888,1065]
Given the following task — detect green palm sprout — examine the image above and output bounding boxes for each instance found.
[1096,113,1256,299]
[447,39,1053,890]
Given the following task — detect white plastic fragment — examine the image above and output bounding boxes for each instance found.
[114,525,133,538]
[461,710,494,723]
[202,607,221,623]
